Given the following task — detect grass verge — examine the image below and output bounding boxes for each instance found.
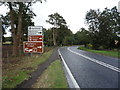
[2,49,53,88]
[78,46,120,58]
[32,60,68,88]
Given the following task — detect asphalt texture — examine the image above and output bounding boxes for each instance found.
[15,48,59,88]
[59,46,120,88]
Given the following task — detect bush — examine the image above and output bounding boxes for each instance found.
[98,46,104,50]
[87,44,93,49]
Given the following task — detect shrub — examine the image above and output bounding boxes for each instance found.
[87,44,93,49]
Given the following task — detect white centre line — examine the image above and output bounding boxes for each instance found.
[67,47,120,73]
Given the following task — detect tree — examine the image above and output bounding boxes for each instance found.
[1,2,37,56]
[85,7,120,49]
[43,28,53,46]
[98,8,113,49]
[0,0,45,56]
[74,28,90,46]
[57,25,73,45]
[63,35,75,45]
[110,7,120,49]
[46,12,67,46]
[86,9,101,49]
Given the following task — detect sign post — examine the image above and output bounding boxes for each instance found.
[23,26,44,53]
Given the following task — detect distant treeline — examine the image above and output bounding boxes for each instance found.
[2,5,120,54]
[44,6,120,50]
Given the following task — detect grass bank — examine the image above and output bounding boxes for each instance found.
[32,60,68,88]
[78,46,120,58]
[2,49,53,88]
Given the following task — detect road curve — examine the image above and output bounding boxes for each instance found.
[59,46,120,88]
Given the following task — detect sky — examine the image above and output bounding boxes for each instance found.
[0,0,120,37]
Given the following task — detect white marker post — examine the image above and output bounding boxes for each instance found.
[118,1,120,12]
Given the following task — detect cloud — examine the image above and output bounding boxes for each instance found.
[0,0,119,36]
[32,0,119,33]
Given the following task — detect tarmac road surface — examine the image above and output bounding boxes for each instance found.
[59,46,120,88]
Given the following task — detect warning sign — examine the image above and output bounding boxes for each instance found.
[23,42,43,53]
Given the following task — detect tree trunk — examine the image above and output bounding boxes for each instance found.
[8,2,18,57]
[17,3,23,56]
[53,28,56,46]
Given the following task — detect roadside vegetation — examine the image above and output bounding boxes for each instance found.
[1,1,120,89]
[32,60,68,88]
[2,49,53,88]
[78,46,120,58]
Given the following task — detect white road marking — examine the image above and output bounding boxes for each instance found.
[67,47,120,73]
[58,49,80,89]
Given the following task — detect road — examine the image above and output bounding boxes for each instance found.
[59,46,120,88]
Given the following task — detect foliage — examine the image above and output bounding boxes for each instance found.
[86,7,120,49]
[0,1,46,56]
[46,12,73,46]
[43,28,53,46]
[57,25,73,45]
[0,2,37,56]
[1,3,35,41]
[62,35,75,45]
[46,12,67,27]
[86,43,93,49]
[74,28,90,46]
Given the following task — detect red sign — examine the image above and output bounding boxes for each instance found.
[28,35,43,41]
[23,42,43,53]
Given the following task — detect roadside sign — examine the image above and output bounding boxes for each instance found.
[28,35,43,41]
[23,42,43,53]
[23,26,44,53]
[28,26,43,36]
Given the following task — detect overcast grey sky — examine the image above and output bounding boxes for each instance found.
[0,0,120,36]
[32,0,119,33]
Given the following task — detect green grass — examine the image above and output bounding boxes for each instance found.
[32,60,68,88]
[78,46,120,58]
[2,49,53,88]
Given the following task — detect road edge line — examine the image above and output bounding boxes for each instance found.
[58,49,80,89]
